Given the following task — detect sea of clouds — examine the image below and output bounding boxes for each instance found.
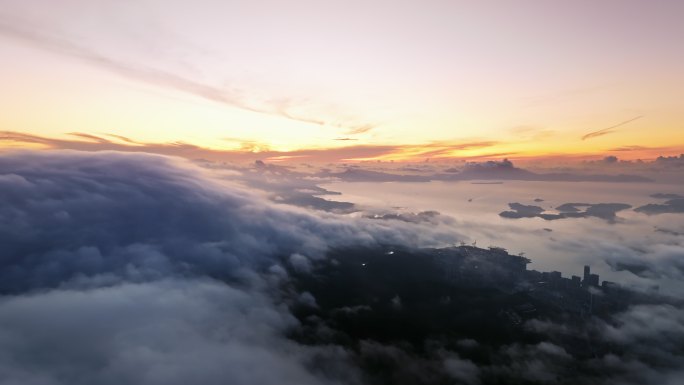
[0,150,682,385]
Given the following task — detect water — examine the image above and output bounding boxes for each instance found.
[323,180,684,295]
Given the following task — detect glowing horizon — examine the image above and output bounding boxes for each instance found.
[0,0,683,162]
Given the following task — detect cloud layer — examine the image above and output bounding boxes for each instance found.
[0,279,357,385]
[0,150,463,293]
[0,150,682,385]
[0,150,468,384]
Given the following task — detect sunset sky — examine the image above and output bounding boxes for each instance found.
[0,0,682,161]
[3,3,684,383]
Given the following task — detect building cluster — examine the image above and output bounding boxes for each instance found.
[527,265,616,291]
[439,245,618,292]
[435,246,531,288]
[433,245,638,323]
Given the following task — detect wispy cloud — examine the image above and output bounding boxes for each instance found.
[68,132,112,144]
[607,145,683,153]
[0,19,371,132]
[104,134,142,144]
[520,84,613,108]
[0,131,500,162]
[609,145,655,151]
[508,125,555,140]
[344,124,377,135]
[581,115,643,141]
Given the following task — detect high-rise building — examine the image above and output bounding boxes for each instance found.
[582,266,599,288]
[571,275,581,288]
[588,274,599,287]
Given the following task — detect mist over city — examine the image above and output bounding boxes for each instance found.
[1,1,683,384]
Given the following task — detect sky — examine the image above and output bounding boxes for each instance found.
[2,4,684,383]
[0,0,683,161]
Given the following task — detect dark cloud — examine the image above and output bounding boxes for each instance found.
[286,243,684,385]
[559,304,684,385]
[1,150,682,385]
[602,155,619,163]
[320,159,652,183]
[452,159,536,180]
[0,150,473,384]
[654,227,683,236]
[581,116,643,141]
[572,155,684,182]
[0,279,359,385]
[654,154,684,168]
[0,151,463,293]
[319,168,431,182]
[442,159,651,182]
[524,310,684,385]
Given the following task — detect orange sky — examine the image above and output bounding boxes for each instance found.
[0,0,683,162]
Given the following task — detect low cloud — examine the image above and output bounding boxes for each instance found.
[321,158,652,183]
[0,150,470,384]
[0,131,498,163]
[0,279,357,385]
[1,149,682,385]
[0,150,463,293]
[605,243,684,280]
